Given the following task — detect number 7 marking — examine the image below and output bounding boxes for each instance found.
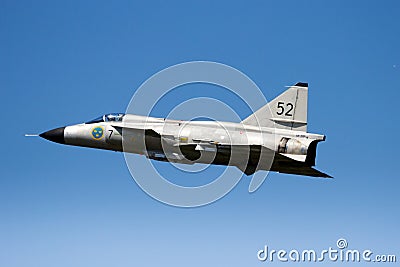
[108,129,113,139]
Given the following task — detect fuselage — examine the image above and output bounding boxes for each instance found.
[40,113,326,176]
[39,82,331,178]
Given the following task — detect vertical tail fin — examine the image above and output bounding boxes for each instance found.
[242,82,308,132]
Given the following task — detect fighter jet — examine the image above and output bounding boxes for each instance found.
[38,82,331,178]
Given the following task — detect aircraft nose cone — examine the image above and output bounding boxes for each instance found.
[39,127,65,144]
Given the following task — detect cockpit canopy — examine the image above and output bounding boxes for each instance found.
[86,113,125,124]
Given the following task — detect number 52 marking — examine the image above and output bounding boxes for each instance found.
[276,102,294,116]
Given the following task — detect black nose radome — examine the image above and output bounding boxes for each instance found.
[39,127,65,144]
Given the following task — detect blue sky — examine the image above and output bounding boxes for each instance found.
[1,0,399,266]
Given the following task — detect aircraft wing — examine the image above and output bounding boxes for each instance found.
[271,152,332,178]
[178,143,332,178]
[115,125,331,178]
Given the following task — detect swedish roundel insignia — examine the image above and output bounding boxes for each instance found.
[91,126,104,139]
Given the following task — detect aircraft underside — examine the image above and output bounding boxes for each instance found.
[143,131,331,178]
